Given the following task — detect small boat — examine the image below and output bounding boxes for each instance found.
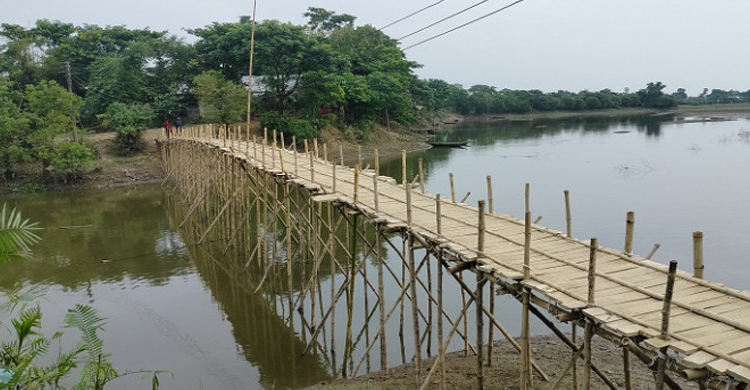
[427,140,469,148]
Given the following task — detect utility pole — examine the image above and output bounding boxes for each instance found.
[246,0,258,128]
[65,61,78,142]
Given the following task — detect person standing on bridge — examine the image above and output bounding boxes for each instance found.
[164,120,172,138]
[175,117,183,134]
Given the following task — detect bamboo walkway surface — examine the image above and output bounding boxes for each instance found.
[176,132,750,384]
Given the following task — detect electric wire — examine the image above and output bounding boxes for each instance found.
[398,0,493,41]
[379,0,448,31]
[403,0,526,51]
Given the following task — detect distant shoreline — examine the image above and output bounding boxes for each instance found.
[445,103,750,123]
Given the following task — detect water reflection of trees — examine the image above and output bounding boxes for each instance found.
[0,186,193,290]
[378,115,672,184]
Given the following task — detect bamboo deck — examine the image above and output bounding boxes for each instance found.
[166,128,750,387]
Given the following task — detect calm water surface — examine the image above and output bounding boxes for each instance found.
[3,114,750,389]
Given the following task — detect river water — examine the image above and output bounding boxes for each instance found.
[2,114,750,389]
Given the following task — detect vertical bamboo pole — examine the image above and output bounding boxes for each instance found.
[333,160,337,193]
[330,204,337,367]
[565,190,572,238]
[323,143,328,164]
[261,135,266,167]
[358,146,362,169]
[488,279,495,367]
[437,247,445,390]
[476,271,486,390]
[419,158,425,194]
[572,324,578,390]
[271,130,277,169]
[477,200,486,390]
[486,176,494,214]
[293,136,298,176]
[340,145,344,166]
[584,237,598,390]
[377,225,387,370]
[407,188,420,383]
[656,260,678,390]
[253,135,258,162]
[623,347,632,390]
[449,173,456,203]
[525,183,530,214]
[310,146,315,183]
[314,138,318,160]
[520,210,532,390]
[373,173,379,213]
[401,150,407,188]
[375,149,380,176]
[436,194,442,235]
[693,231,704,279]
[624,211,635,256]
[353,167,359,204]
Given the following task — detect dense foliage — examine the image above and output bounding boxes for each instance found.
[2,9,749,176]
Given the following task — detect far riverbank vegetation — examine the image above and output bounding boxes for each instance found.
[2,8,750,188]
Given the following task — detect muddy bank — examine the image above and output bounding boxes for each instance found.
[307,334,698,390]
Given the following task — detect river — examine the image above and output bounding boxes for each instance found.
[2,113,749,389]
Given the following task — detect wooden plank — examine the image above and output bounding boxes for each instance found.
[708,359,736,375]
[682,351,719,369]
[602,319,644,337]
[727,365,750,383]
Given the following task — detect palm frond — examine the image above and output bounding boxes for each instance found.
[64,304,106,359]
[0,203,41,263]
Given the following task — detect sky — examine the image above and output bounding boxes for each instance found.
[4,0,750,96]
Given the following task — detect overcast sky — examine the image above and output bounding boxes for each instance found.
[5,0,749,95]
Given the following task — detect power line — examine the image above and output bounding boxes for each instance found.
[398,0,493,41]
[379,0,448,30]
[403,0,526,51]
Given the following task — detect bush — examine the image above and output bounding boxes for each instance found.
[50,141,96,182]
[261,112,319,140]
[100,103,153,156]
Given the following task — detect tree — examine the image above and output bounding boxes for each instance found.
[188,20,254,83]
[304,7,356,36]
[192,70,245,129]
[637,82,676,109]
[100,102,154,155]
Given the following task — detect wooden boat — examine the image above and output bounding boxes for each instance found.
[427,140,469,148]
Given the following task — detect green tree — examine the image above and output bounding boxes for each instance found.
[304,7,356,36]
[193,70,246,129]
[100,102,154,155]
[637,82,676,109]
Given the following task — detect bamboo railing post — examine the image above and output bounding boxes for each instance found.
[449,173,456,203]
[419,158,425,194]
[353,167,359,204]
[520,210,532,390]
[313,138,318,160]
[253,135,258,162]
[339,145,344,166]
[373,173,379,213]
[401,150,407,188]
[584,237,598,390]
[646,243,661,259]
[624,211,635,256]
[436,194,442,235]
[375,149,380,176]
[406,181,412,227]
[271,130,277,169]
[261,136,266,167]
[656,260,678,390]
[693,231,704,279]
[486,176,494,214]
[293,136,298,176]
[565,190,572,238]
[333,160,337,193]
[358,145,362,169]
[525,183,530,213]
[310,150,315,182]
[478,200,486,255]
[323,143,328,164]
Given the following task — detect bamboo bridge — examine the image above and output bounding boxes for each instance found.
[160,125,750,390]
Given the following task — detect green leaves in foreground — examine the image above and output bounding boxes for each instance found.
[0,203,41,264]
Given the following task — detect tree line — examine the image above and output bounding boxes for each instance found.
[1,9,748,182]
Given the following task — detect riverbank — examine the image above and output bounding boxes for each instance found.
[307,334,697,390]
[4,103,750,194]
